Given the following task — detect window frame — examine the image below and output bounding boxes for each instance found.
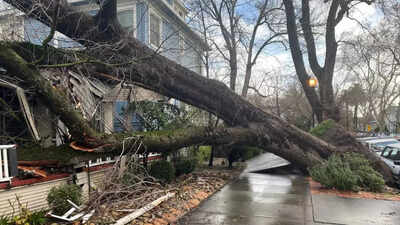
[149,11,162,47]
[117,7,135,35]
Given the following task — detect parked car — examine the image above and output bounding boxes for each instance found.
[357,137,400,154]
[380,144,400,176]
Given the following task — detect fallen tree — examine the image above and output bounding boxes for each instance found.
[1,0,395,184]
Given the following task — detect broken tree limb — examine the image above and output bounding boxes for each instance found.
[113,193,175,225]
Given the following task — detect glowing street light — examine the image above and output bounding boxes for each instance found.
[307,77,318,88]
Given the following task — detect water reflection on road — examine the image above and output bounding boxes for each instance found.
[177,153,315,225]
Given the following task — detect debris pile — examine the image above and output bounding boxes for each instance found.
[89,167,242,225]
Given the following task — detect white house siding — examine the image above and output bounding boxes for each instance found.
[75,169,109,200]
[0,178,69,217]
[0,168,110,217]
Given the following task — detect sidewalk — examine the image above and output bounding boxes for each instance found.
[311,193,400,225]
[177,153,400,225]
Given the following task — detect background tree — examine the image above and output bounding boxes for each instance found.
[338,84,366,131]
[283,0,374,123]
[342,33,400,133]
[188,0,286,96]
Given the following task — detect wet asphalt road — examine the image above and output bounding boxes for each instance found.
[177,153,400,225]
[177,153,317,225]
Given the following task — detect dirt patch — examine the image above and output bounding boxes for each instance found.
[308,177,400,201]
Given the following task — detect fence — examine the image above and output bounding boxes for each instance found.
[0,144,17,182]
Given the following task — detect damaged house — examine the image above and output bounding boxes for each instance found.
[0,0,206,216]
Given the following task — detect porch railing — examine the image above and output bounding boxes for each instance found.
[0,145,17,182]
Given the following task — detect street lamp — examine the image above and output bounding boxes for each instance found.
[307,77,318,88]
[307,76,318,127]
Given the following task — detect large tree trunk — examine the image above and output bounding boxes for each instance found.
[2,0,395,184]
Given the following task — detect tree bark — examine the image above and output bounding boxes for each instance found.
[3,0,396,184]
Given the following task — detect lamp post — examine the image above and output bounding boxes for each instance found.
[307,76,318,127]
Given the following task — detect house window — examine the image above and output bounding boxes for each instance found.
[136,2,149,43]
[118,10,134,32]
[113,101,144,132]
[150,13,161,46]
[167,0,173,5]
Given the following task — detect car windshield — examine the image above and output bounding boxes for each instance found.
[375,141,399,147]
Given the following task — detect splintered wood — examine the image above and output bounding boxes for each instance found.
[114,193,175,225]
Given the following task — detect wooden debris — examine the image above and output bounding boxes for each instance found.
[49,199,84,222]
[113,193,175,225]
[70,141,113,152]
[82,209,95,224]
[70,141,95,152]
[18,160,59,167]
[17,166,48,177]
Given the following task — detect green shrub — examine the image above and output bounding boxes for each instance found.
[309,119,335,137]
[47,184,82,215]
[0,216,8,225]
[149,160,175,183]
[9,209,47,225]
[343,153,385,192]
[27,210,48,225]
[310,154,358,191]
[175,158,197,176]
[309,153,385,192]
[197,146,211,163]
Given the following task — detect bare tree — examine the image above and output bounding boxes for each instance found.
[188,0,285,96]
[338,84,366,131]
[343,34,400,133]
[283,0,374,123]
